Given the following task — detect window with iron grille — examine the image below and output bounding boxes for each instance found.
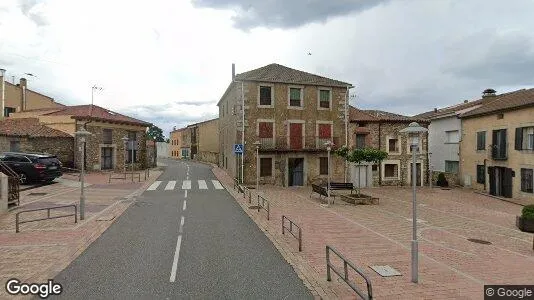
[476,131,486,150]
[388,138,398,153]
[260,157,272,177]
[319,157,328,175]
[521,168,533,193]
[259,86,272,106]
[103,129,112,144]
[319,90,330,108]
[289,88,302,107]
[476,165,485,184]
[384,164,398,178]
[445,160,459,174]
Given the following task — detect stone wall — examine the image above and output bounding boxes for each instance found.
[431,170,460,186]
[0,136,73,166]
[195,151,219,165]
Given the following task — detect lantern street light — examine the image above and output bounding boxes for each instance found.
[75,127,92,220]
[122,136,129,176]
[253,141,262,191]
[400,122,428,283]
[324,140,334,206]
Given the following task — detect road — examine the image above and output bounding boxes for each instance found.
[53,159,311,299]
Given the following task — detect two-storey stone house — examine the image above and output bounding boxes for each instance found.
[348,107,430,187]
[218,63,352,186]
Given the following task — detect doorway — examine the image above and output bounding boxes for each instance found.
[489,166,513,198]
[101,147,113,170]
[288,158,304,186]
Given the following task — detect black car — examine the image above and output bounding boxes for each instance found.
[0,152,63,184]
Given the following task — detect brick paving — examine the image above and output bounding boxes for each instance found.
[213,167,534,300]
[0,170,162,299]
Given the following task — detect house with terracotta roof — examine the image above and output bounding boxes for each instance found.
[0,118,74,164]
[170,127,186,159]
[10,104,151,170]
[218,63,353,186]
[458,88,534,201]
[170,118,219,163]
[348,106,430,187]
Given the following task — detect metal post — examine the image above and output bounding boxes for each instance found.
[326,247,331,281]
[0,68,5,119]
[411,144,418,283]
[256,146,259,191]
[327,147,331,205]
[80,141,86,220]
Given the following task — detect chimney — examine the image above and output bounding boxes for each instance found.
[0,68,5,119]
[464,100,469,103]
[482,88,496,98]
[19,77,27,88]
[434,108,437,112]
[232,63,235,81]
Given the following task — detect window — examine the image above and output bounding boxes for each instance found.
[445,160,459,174]
[103,129,112,144]
[319,157,328,175]
[289,87,302,107]
[388,138,399,153]
[492,129,507,160]
[9,141,20,152]
[355,134,366,149]
[521,168,533,193]
[318,124,331,138]
[259,86,272,106]
[260,157,272,177]
[384,164,398,178]
[4,107,16,117]
[477,165,485,184]
[445,130,459,143]
[497,113,504,119]
[515,126,534,150]
[476,131,486,150]
[319,89,330,109]
[258,122,274,138]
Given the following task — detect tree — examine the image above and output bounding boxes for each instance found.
[165,138,170,143]
[147,124,165,142]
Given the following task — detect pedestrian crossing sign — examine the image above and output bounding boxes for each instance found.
[234,144,244,154]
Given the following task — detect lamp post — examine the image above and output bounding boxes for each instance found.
[253,141,261,191]
[75,127,92,220]
[325,141,334,206]
[122,136,129,176]
[0,68,5,119]
[400,122,428,283]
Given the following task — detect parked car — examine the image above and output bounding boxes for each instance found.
[0,152,63,184]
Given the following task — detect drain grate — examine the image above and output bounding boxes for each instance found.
[28,192,47,196]
[467,238,492,245]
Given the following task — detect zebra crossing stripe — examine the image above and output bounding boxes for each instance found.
[147,181,162,191]
[212,180,224,190]
[182,180,191,190]
[165,181,176,190]
[198,180,207,189]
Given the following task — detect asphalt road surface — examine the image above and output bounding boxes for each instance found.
[53,159,312,299]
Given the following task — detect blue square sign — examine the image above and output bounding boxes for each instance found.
[234,144,244,154]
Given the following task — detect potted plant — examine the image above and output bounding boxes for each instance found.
[436,172,449,187]
[516,205,534,233]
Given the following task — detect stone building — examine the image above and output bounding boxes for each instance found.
[348,107,430,187]
[10,105,151,170]
[170,119,219,164]
[0,118,73,164]
[218,63,352,186]
[459,88,534,200]
[170,127,185,158]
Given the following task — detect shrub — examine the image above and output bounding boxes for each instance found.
[522,205,534,220]
[436,172,449,187]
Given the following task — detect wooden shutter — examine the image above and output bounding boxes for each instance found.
[488,167,495,195]
[503,168,513,198]
[259,122,273,138]
[289,123,303,149]
[318,124,331,138]
[515,127,523,150]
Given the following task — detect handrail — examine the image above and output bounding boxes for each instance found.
[257,195,270,220]
[282,215,302,251]
[16,204,77,233]
[233,178,239,190]
[0,160,19,178]
[243,186,252,204]
[326,245,373,300]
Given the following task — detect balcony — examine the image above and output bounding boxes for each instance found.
[491,143,507,160]
[257,136,340,152]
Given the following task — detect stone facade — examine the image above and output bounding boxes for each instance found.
[170,128,184,158]
[431,170,460,186]
[0,136,73,165]
[195,151,219,165]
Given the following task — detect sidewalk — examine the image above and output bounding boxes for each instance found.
[213,167,534,300]
[0,170,162,299]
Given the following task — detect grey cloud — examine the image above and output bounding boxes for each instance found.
[192,0,390,30]
[18,0,49,26]
[174,100,215,106]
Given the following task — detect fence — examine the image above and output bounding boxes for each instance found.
[243,186,252,203]
[257,195,270,220]
[0,161,20,207]
[16,204,77,233]
[282,215,302,251]
[326,245,373,300]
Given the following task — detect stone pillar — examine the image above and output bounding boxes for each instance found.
[0,172,8,212]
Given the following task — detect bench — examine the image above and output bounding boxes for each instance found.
[328,182,356,194]
[310,184,335,203]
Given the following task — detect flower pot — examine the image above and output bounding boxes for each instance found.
[516,216,534,233]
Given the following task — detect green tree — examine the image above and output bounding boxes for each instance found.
[147,124,165,142]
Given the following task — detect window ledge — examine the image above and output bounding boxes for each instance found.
[258,105,274,109]
[287,106,304,110]
[383,177,399,180]
[317,107,331,111]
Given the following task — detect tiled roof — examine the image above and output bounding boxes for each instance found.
[0,118,72,138]
[42,105,151,126]
[349,106,429,123]
[234,63,352,87]
[349,106,378,121]
[460,88,534,118]
[414,99,486,119]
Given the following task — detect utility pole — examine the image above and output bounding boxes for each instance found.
[0,68,6,119]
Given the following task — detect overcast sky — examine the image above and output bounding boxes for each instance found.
[1,0,533,137]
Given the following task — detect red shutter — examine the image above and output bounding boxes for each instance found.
[319,124,331,138]
[259,122,273,138]
[289,123,303,149]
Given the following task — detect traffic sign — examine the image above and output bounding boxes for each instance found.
[234,144,244,154]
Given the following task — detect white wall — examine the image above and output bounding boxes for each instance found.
[156,142,169,158]
[428,116,461,172]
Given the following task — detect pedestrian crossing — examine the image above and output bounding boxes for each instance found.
[146,180,225,192]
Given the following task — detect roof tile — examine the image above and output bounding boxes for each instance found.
[0,118,72,138]
[42,105,151,126]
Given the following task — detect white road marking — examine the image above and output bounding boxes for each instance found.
[169,235,182,282]
[179,216,185,233]
[185,190,188,198]
[212,180,224,190]
[198,180,207,189]
[182,180,191,190]
[165,181,176,190]
[147,181,162,191]
[183,200,187,211]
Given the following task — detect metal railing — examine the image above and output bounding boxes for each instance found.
[326,245,373,300]
[282,215,302,251]
[233,178,239,190]
[16,204,77,233]
[491,143,508,160]
[258,136,341,151]
[108,171,141,183]
[257,195,270,220]
[243,186,252,203]
[0,160,20,207]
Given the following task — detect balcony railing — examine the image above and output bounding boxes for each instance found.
[258,136,340,151]
[491,143,507,160]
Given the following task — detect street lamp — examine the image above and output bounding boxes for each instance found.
[400,121,428,283]
[1,68,6,119]
[324,140,334,206]
[253,141,262,191]
[75,127,92,220]
[122,136,129,176]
